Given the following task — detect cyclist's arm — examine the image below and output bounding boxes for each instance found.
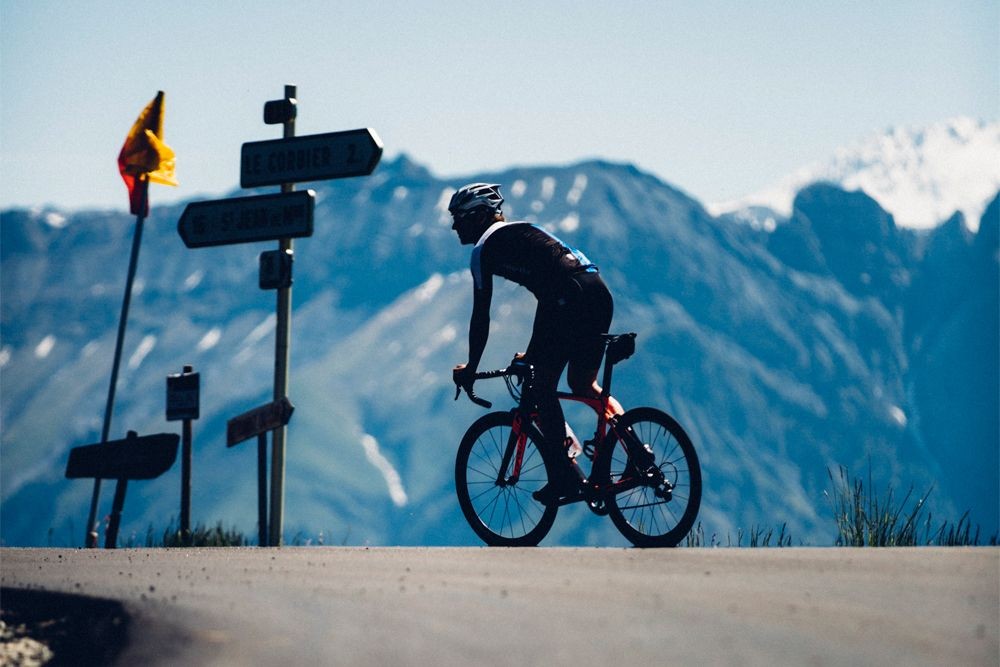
[467,275,492,372]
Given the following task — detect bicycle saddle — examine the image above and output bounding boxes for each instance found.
[603,332,637,365]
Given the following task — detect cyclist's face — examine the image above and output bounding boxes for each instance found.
[452,208,489,245]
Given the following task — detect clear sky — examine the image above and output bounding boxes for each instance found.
[1,0,996,212]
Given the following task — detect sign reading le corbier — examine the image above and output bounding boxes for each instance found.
[240,128,383,188]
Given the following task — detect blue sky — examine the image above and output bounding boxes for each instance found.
[1,1,996,212]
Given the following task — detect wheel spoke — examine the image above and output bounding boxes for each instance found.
[604,409,701,547]
[457,414,557,546]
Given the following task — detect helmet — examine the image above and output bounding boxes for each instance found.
[448,183,504,216]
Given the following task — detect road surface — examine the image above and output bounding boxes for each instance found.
[2,547,997,665]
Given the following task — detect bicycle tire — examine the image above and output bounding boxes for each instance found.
[596,407,701,547]
[455,411,558,546]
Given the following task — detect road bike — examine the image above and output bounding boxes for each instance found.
[453,333,701,547]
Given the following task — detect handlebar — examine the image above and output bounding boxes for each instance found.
[453,383,493,409]
[453,364,530,409]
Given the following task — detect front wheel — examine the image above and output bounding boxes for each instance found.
[597,407,701,547]
[455,411,558,546]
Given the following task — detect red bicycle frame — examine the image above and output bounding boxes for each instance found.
[503,391,613,484]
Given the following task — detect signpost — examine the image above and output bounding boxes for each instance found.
[226,398,295,547]
[66,432,179,480]
[259,249,293,290]
[66,431,179,548]
[240,128,383,188]
[166,365,200,543]
[177,84,382,546]
[177,190,315,249]
[226,397,295,447]
[268,85,297,549]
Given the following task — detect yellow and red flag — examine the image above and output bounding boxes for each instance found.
[117,91,177,216]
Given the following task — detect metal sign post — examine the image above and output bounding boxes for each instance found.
[269,84,297,547]
[226,397,295,547]
[167,365,200,544]
[178,84,382,547]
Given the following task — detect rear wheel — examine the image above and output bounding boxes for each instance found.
[598,407,701,547]
[455,411,557,546]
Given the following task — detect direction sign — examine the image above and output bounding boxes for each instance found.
[240,128,383,188]
[66,432,179,480]
[227,397,295,447]
[178,190,315,249]
[166,368,200,421]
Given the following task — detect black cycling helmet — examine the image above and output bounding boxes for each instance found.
[448,183,504,216]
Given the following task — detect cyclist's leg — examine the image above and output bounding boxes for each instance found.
[565,272,623,416]
[524,306,570,462]
[524,301,577,502]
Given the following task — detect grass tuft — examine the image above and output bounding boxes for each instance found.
[119,519,248,548]
[825,464,997,547]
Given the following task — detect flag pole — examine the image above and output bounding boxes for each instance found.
[84,176,149,547]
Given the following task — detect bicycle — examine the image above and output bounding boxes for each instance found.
[453,332,701,547]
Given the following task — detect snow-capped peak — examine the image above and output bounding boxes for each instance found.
[710,118,1000,231]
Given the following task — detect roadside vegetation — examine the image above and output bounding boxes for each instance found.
[124,520,248,548]
[117,521,332,548]
[686,463,997,548]
[825,465,997,547]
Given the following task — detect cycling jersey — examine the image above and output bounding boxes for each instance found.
[464,219,613,461]
[470,221,598,299]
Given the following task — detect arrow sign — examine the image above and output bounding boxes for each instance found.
[178,190,315,249]
[227,397,295,447]
[240,128,383,188]
[66,432,179,480]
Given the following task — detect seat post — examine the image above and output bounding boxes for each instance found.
[601,347,615,401]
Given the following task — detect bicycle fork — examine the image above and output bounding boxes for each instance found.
[495,412,528,487]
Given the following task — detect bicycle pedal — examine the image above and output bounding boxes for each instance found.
[587,499,609,516]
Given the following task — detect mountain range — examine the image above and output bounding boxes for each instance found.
[2,121,997,547]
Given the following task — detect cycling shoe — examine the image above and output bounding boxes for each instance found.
[532,476,581,506]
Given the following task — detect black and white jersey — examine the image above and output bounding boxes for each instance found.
[470,221,597,299]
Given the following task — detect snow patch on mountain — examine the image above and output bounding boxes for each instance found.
[360,433,408,507]
[34,335,56,359]
[127,334,156,370]
[710,118,1000,231]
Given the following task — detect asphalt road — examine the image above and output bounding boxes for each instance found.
[2,547,997,666]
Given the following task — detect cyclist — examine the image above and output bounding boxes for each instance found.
[450,182,623,504]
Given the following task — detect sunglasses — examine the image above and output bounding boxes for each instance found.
[453,209,488,225]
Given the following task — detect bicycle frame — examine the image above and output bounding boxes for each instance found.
[459,332,647,500]
[493,366,625,493]
[498,393,605,485]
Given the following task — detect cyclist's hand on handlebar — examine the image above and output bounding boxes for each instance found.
[453,363,475,386]
[453,363,492,408]
[453,364,474,400]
